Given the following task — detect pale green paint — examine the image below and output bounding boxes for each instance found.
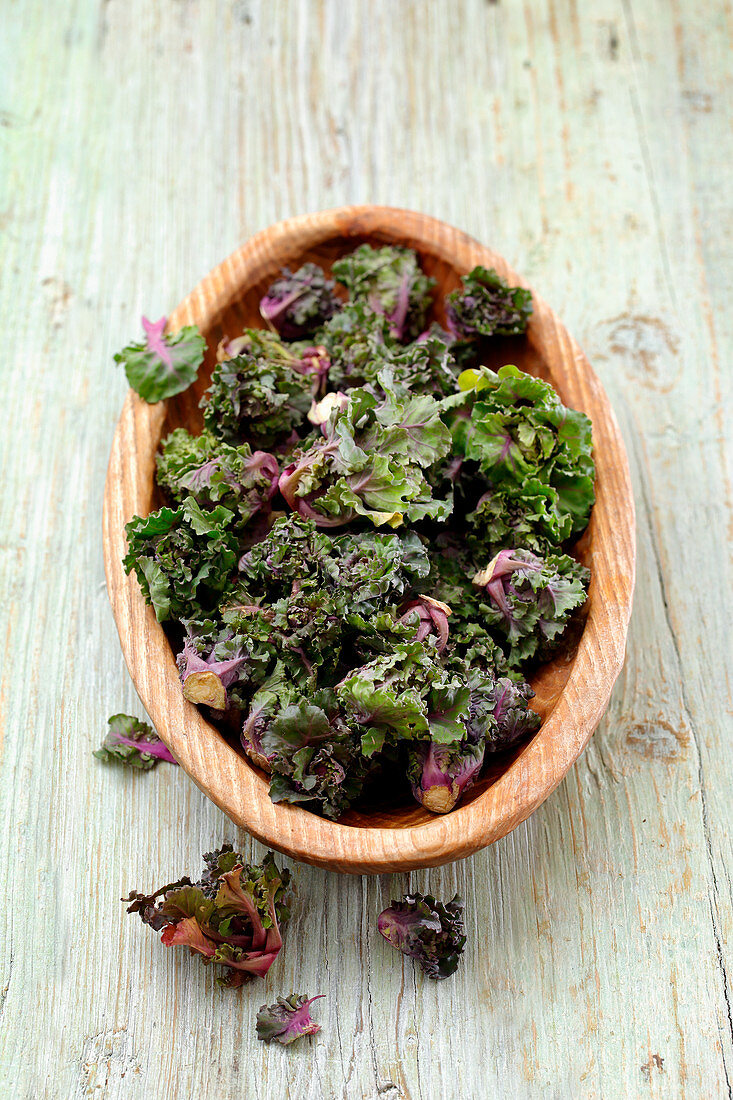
[0,2,731,1098]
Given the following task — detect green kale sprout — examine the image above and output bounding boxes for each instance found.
[123,497,240,622]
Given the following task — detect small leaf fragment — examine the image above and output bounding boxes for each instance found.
[114,317,205,403]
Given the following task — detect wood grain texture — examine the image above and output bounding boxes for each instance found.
[103,205,635,873]
[1,0,731,1097]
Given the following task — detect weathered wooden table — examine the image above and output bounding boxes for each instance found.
[1,2,730,1097]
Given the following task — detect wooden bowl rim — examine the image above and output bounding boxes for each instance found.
[103,204,635,873]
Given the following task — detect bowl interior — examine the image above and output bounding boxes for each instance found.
[156,224,588,830]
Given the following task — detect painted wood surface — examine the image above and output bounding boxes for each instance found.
[0,1,730,1097]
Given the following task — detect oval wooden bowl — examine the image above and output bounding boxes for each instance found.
[104,205,635,874]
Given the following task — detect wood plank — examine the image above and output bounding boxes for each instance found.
[0,0,730,1097]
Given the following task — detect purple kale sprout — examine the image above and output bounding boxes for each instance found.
[123,847,291,988]
[445,266,533,339]
[277,438,352,528]
[155,429,281,524]
[245,449,281,500]
[378,892,466,979]
[398,595,451,652]
[177,633,248,710]
[473,548,543,630]
[259,263,341,339]
[113,317,206,404]
[472,547,589,663]
[407,737,484,814]
[331,245,435,341]
[94,713,178,769]
[218,332,331,392]
[241,704,276,772]
[291,344,331,381]
[256,994,325,1045]
[485,676,541,751]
